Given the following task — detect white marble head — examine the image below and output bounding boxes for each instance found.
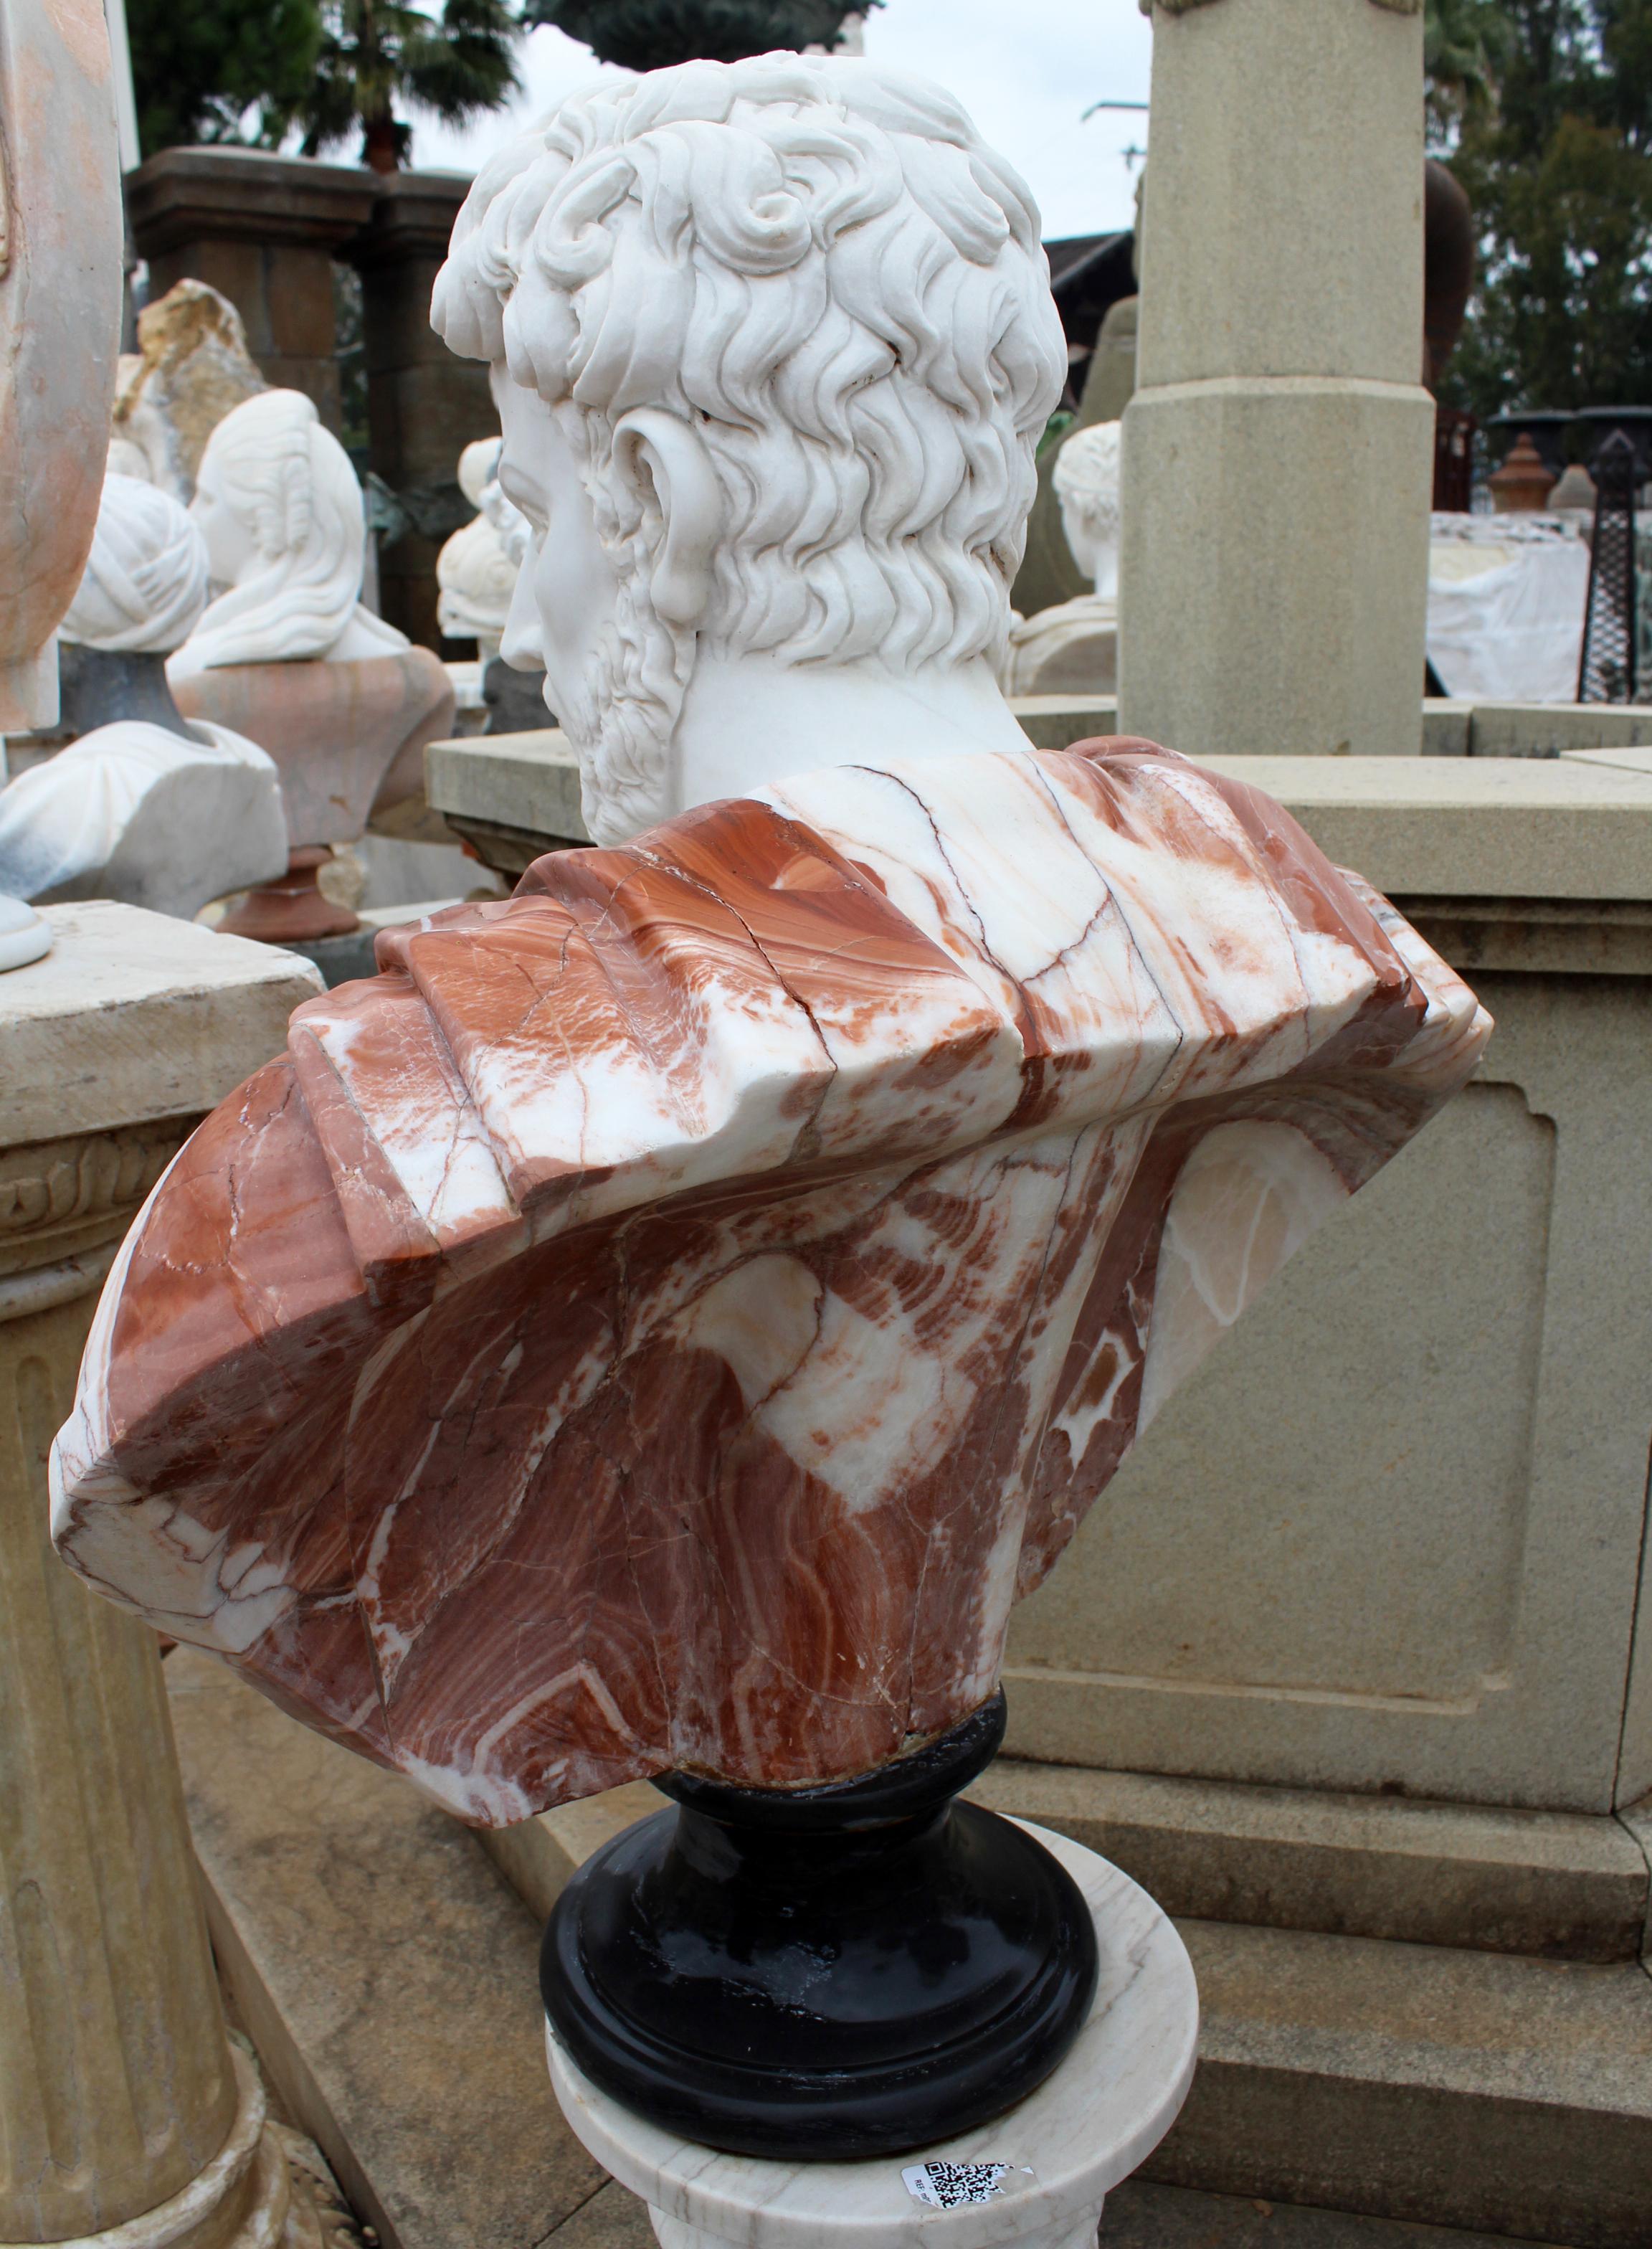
[1053,422,1121,600]
[458,436,501,512]
[437,437,526,653]
[62,473,211,654]
[433,55,1067,843]
[171,389,404,676]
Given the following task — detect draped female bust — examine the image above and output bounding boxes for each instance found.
[163,390,456,937]
[168,390,408,681]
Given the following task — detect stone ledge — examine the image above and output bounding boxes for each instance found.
[0,903,320,1144]
[424,727,1652,914]
[972,1761,1648,1961]
[425,729,586,843]
[126,147,380,255]
[1194,753,1652,901]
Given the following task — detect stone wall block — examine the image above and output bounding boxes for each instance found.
[1120,379,1432,757]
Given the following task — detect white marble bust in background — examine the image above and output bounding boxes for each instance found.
[432,55,1068,846]
[436,435,529,661]
[1004,422,1123,698]
[62,473,210,653]
[1054,423,1121,605]
[168,389,407,681]
[0,473,286,917]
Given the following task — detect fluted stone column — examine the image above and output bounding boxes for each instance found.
[1119,0,1433,757]
[0,905,321,2249]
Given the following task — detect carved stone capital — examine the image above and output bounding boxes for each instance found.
[0,1119,193,1308]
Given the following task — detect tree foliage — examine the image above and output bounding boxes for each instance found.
[1431,0,1652,417]
[524,0,876,70]
[126,0,324,155]
[280,0,523,171]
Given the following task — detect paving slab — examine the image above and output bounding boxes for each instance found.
[166,1649,607,2249]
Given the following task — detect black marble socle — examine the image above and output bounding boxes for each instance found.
[57,645,195,741]
[541,1690,1100,2160]
[482,655,554,736]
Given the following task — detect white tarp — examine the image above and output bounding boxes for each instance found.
[1426,512,1592,703]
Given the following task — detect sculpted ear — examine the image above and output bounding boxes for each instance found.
[612,409,724,630]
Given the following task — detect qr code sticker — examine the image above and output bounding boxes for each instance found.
[901,2161,1013,2208]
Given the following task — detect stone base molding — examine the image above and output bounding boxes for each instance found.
[0,2046,318,2249]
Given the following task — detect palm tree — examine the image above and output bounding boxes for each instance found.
[526,1,876,71]
[286,0,523,173]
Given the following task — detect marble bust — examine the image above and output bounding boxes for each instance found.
[436,436,528,662]
[429,55,1071,845]
[0,475,288,919]
[162,389,455,930]
[169,389,408,681]
[1005,422,1121,696]
[51,59,1491,1827]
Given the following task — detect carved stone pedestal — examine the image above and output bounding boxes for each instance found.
[546,1826,1197,2249]
[0,904,321,2248]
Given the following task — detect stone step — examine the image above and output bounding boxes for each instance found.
[972,1759,1651,1963]
[1154,1918,1652,2248]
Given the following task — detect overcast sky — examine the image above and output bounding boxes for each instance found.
[410,0,1154,242]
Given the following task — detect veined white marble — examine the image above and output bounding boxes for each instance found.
[546,1824,1197,2249]
[168,390,408,681]
[49,733,1488,1819]
[432,55,1068,846]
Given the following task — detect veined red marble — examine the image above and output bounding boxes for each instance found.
[51,741,1490,1822]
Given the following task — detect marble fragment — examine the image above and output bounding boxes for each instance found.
[52,739,1489,1824]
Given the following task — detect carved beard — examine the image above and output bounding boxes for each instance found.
[561,564,697,848]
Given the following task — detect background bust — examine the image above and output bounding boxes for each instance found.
[432,54,1068,847]
[168,389,407,681]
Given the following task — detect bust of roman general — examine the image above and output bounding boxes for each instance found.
[431,53,1069,843]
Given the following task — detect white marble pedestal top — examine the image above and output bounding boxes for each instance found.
[546,1824,1198,2249]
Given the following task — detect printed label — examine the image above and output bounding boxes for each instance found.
[901,2162,1018,2209]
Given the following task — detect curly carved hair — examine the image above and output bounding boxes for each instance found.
[432,56,1067,679]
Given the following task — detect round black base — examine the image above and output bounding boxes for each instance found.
[540,1692,1099,2160]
